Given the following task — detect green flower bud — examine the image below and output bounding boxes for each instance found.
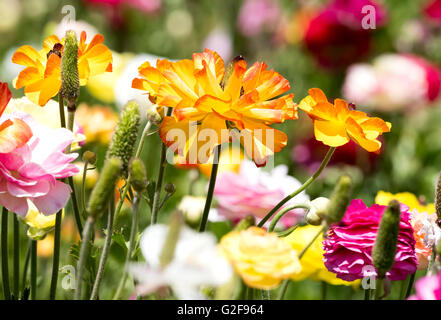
[164,183,176,194]
[129,158,147,192]
[372,200,401,279]
[326,175,353,225]
[306,197,330,226]
[61,30,80,110]
[233,215,255,231]
[87,157,122,220]
[159,212,184,268]
[435,171,441,227]
[82,151,97,165]
[106,100,140,177]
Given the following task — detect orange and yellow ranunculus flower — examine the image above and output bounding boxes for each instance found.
[0,82,32,153]
[12,31,113,106]
[299,88,391,152]
[218,227,301,289]
[132,49,297,166]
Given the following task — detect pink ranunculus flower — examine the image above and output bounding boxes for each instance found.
[0,111,79,217]
[408,273,441,300]
[343,54,441,112]
[213,160,309,227]
[323,199,417,282]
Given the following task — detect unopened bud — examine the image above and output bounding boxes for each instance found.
[147,107,163,125]
[129,158,147,192]
[306,197,330,226]
[164,183,176,194]
[372,200,401,279]
[221,55,245,89]
[61,30,80,110]
[87,157,122,219]
[326,175,353,225]
[82,151,96,165]
[106,100,140,177]
[233,215,255,231]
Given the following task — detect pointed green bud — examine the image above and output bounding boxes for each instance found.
[82,151,97,165]
[372,200,401,279]
[87,157,122,220]
[233,215,255,231]
[220,55,244,89]
[61,30,80,110]
[325,175,353,225]
[159,212,184,268]
[106,101,140,177]
[435,171,441,227]
[129,158,147,192]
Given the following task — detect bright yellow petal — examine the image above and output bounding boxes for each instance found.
[314,119,350,147]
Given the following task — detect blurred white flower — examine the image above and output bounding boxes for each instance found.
[343,54,441,112]
[129,224,233,299]
[55,20,98,40]
[178,196,206,224]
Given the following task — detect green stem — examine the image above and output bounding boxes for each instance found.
[321,281,328,300]
[151,139,170,225]
[298,225,326,260]
[199,144,222,232]
[375,278,384,300]
[90,193,115,300]
[113,194,141,300]
[1,207,10,300]
[268,204,310,233]
[49,209,62,300]
[13,214,19,298]
[258,147,335,227]
[21,239,31,293]
[405,272,416,299]
[30,240,37,300]
[58,94,66,128]
[75,217,95,300]
[81,162,88,213]
[277,280,291,300]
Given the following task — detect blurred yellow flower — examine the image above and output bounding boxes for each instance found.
[375,191,435,214]
[284,225,359,286]
[37,234,54,258]
[86,51,134,103]
[75,103,118,145]
[73,161,99,189]
[219,227,301,289]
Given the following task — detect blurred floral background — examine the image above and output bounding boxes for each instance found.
[1,0,441,299]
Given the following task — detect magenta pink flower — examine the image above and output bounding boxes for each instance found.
[303,0,386,69]
[323,199,417,281]
[408,273,441,300]
[0,112,79,217]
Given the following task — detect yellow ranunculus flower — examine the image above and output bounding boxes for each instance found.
[219,227,301,290]
[284,225,360,286]
[23,201,64,240]
[375,191,435,214]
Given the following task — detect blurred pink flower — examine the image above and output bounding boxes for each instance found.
[323,199,417,282]
[303,0,386,69]
[425,0,441,25]
[343,54,441,112]
[237,0,281,37]
[0,112,79,217]
[213,160,309,226]
[408,273,441,300]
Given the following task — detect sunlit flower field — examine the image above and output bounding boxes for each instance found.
[1,0,441,301]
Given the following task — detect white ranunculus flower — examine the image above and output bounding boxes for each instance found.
[129,224,233,299]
